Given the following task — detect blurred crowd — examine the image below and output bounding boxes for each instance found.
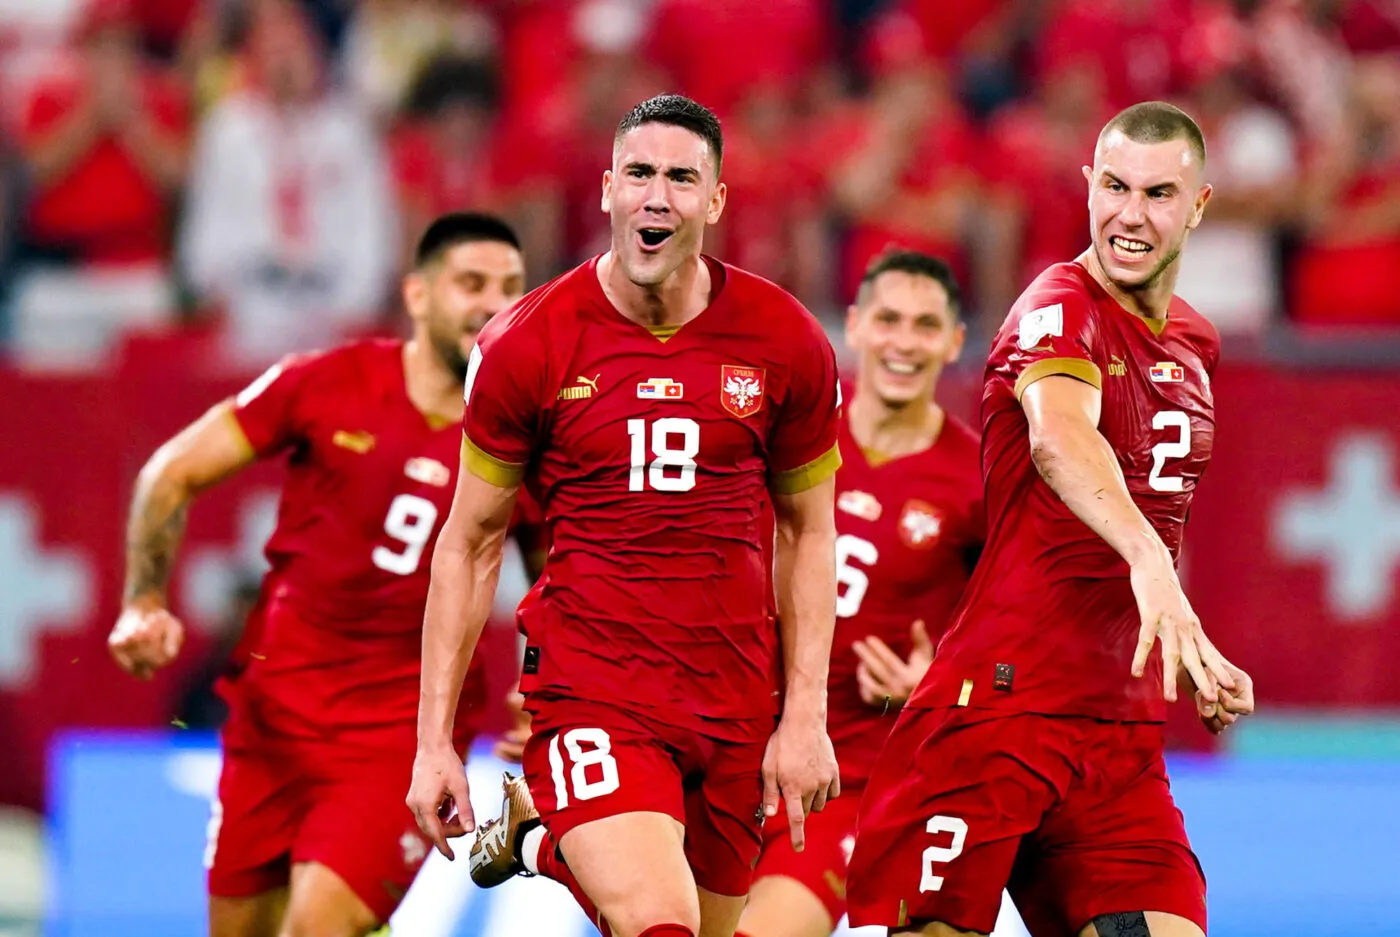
[0,0,1397,366]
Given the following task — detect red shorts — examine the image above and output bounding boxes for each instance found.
[752,786,861,924]
[847,707,1206,936]
[206,734,451,923]
[521,694,772,897]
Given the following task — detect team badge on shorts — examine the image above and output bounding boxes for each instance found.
[720,365,766,418]
[898,500,943,549]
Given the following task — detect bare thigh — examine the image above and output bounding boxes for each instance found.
[275,861,379,937]
[209,890,288,937]
[734,875,833,937]
[559,810,700,937]
[696,885,747,937]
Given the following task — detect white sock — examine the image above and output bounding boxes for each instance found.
[520,824,547,875]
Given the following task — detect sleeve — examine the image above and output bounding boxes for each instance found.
[229,353,317,456]
[998,290,1102,401]
[767,312,843,495]
[461,323,544,488]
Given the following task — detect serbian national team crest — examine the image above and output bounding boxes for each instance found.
[899,499,943,549]
[720,365,766,418]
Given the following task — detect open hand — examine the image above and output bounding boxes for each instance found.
[853,619,935,709]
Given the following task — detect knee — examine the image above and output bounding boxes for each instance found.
[603,891,702,937]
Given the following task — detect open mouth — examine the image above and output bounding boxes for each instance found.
[1109,235,1152,262]
[881,359,925,376]
[637,227,674,250]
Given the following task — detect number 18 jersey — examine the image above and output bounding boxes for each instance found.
[910,261,1220,723]
[463,256,842,735]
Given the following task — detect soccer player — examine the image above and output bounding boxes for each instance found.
[737,250,984,937]
[407,94,843,937]
[845,102,1256,937]
[106,213,527,937]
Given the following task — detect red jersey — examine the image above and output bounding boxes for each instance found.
[911,262,1219,722]
[463,256,842,736]
[828,410,983,786]
[223,340,481,748]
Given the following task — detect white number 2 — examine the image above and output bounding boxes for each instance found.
[1148,410,1191,493]
[628,418,700,492]
[835,534,879,619]
[371,493,439,575]
[919,815,969,893]
[549,728,621,808]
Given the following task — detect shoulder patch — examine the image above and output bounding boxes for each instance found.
[1018,303,1064,350]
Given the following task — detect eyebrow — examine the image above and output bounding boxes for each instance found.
[1103,171,1178,194]
[623,161,701,182]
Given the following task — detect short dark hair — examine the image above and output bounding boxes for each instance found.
[615,94,724,175]
[414,212,521,268]
[857,250,962,318]
[1099,101,1207,169]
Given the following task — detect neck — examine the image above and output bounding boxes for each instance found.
[402,339,464,424]
[1080,247,1177,320]
[598,251,710,327]
[848,385,944,459]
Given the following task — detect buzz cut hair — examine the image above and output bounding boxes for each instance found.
[615,93,724,176]
[413,212,521,269]
[1099,101,1207,169]
[857,249,963,319]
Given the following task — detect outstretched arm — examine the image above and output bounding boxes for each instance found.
[110,402,257,678]
[1021,375,1233,703]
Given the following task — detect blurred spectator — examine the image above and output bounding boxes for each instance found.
[645,0,829,119]
[16,0,188,268]
[179,0,396,362]
[1251,0,1353,151]
[1291,54,1400,326]
[1036,0,1193,111]
[1174,65,1299,334]
[389,52,562,282]
[341,0,497,123]
[980,56,1110,320]
[825,13,980,307]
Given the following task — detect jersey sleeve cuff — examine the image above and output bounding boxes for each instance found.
[223,405,261,461]
[770,443,842,495]
[1013,357,1102,401]
[461,436,526,488]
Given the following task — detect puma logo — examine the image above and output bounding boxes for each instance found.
[558,374,601,401]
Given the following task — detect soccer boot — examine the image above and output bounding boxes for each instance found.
[468,771,539,888]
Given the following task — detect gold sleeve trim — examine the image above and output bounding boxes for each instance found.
[1014,357,1102,401]
[461,436,526,488]
[221,404,259,461]
[771,443,842,495]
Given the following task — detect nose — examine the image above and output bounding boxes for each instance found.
[1119,190,1147,226]
[642,176,671,215]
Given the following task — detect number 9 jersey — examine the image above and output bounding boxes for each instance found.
[910,261,1220,723]
[462,255,842,736]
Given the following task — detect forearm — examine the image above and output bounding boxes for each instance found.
[773,521,837,723]
[27,108,102,185]
[1030,413,1171,569]
[418,531,507,751]
[123,459,193,605]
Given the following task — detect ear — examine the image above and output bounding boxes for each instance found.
[601,169,614,214]
[844,303,861,351]
[706,181,727,225]
[946,321,968,365]
[402,270,428,323]
[1187,182,1213,230]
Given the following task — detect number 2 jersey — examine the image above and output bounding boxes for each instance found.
[463,256,842,736]
[827,409,984,786]
[910,261,1220,723]
[222,339,484,750]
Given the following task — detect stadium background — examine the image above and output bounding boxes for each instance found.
[0,0,1398,933]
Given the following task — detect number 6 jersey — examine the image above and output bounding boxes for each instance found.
[463,256,842,735]
[909,261,1219,723]
[223,339,483,749]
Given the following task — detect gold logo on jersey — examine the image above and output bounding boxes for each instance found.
[332,430,375,454]
[558,374,601,401]
[1108,355,1127,377]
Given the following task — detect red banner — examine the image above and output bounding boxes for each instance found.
[2,342,1398,808]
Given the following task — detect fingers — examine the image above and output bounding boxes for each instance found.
[851,639,898,688]
[783,787,807,852]
[910,619,933,654]
[1197,637,1236,693]
[1176,625,1217,705]
[1131,616,1158,679]
[1159,618,1183,702]
[409,795,453,860]
[855,663,891,706]
[761,750,782,819]
[448,770,474,836]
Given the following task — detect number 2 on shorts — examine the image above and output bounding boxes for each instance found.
[919,815,968,892]
[548,728,621,808]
